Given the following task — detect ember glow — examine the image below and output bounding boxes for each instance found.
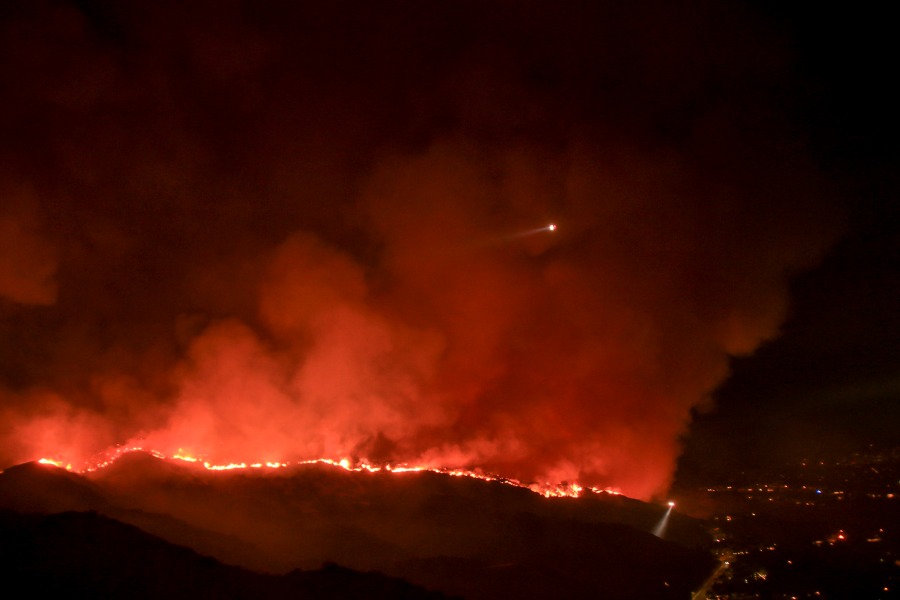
[37,447,619,499]
[37,457,68,469]
[0,1,841,500]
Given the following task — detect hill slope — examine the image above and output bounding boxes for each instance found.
[0,455,716,599]
[0,509,450,600]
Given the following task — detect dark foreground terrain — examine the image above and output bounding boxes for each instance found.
[0,454,716,599]
[0,509,449,599]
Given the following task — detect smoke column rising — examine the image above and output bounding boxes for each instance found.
[0,1,839,498]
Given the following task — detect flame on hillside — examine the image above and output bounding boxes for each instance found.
[37,446,618,499]
[0,1,842,504]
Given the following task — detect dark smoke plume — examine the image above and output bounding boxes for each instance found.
[0,0,838,498]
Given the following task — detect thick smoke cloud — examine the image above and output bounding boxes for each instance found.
[0,0,838,498]
[0,185,57,305]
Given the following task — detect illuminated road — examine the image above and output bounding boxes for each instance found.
[691,556,731,600]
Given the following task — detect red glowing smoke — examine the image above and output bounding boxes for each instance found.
[0,1,839,498]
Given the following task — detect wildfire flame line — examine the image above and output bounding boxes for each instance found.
[36,447,621,499]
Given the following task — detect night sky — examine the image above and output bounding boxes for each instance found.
[0,0,897,499]
[677,0,900,482]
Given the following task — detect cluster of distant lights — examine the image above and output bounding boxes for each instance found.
[704,483,895,502]
[706,459,898,599]
[36,445,636,501]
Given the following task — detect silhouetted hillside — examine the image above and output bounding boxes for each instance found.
[0,455,717,598]
[0,510,450,600]
[0,461,108,513]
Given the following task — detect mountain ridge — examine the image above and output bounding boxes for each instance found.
[0,453,716,598]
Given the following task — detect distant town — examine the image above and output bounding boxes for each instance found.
[680,446,900,599]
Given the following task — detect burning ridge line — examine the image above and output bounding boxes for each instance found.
[36,447,621,499]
